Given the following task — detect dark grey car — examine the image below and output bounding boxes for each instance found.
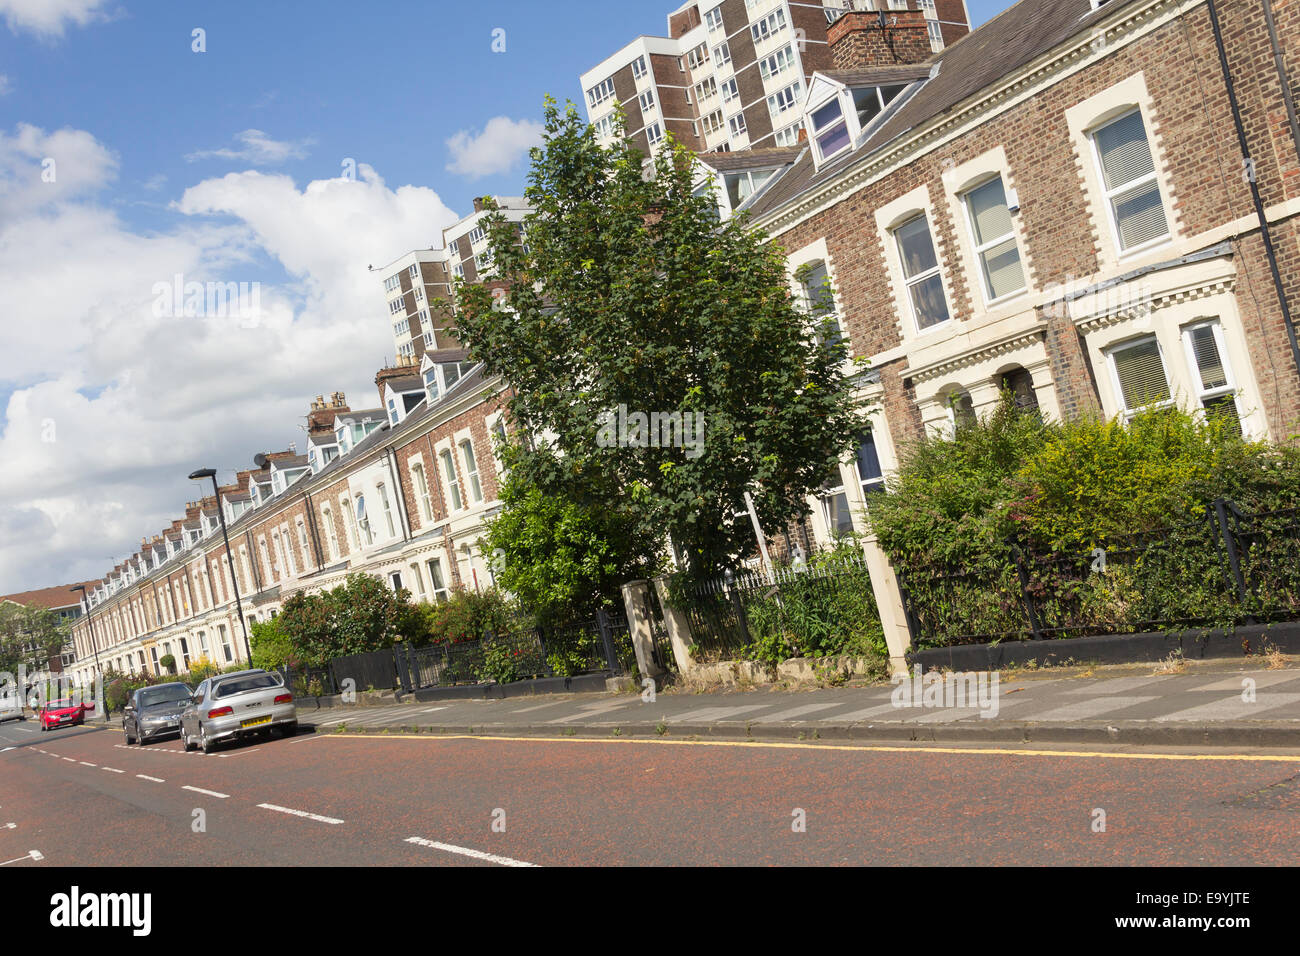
[123,683,193,745]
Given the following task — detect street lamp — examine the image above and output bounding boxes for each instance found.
[189,468,254,669]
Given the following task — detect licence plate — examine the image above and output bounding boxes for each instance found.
[240,715,271,729]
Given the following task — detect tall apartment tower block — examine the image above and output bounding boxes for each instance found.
[376,196,530,364]
[579,0,970,156]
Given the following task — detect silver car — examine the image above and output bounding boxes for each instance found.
[180,669,297,754]
[123,682,192,745]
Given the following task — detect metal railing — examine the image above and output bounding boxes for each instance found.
[895,499,1300,648]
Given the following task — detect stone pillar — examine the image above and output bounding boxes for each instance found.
[860,535,912,678]
[652,575,697,674]
[621,579,666,680]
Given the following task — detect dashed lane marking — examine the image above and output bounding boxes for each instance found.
[136,774,165,783]
[257,803,344,825]
[101,767,125,774]
[181,785,229,799]
[404,836,538,867]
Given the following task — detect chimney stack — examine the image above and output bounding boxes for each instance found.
[827,5,933,70]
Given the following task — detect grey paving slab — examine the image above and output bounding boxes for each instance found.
[1154,692,1300,722]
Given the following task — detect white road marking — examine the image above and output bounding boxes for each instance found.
[2,823,14,829]
[666,704,770,723]
[79,762,97,767]
[510,700,571,714]
[181,785,229,799]
[0,850,42,866]
[0,748,13,754]
[257,803,344,825]
[1064,676,1167,695]
[749,703,843,724]
[404,836,538,867]
[418,706,449,713]
[1022,696,1157,721]
[136,774,165,783]
[61,757,76,762]
[1193,672,1300,692]
[101,767,125,774]
[1154,692,1300,722]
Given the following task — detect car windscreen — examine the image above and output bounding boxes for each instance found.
[48,700,74,709]
[139,686,191,707]
[214,674,280,698]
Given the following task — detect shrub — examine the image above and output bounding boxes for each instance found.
[158,654,175,673]
[409,588,522,646]
[249,618,297,671]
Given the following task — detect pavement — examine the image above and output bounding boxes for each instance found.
[290,658,1300,747]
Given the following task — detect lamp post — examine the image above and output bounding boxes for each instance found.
[189,468,254,669]
[70,584,103,713]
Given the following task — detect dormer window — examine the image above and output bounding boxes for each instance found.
[810,100,850,162]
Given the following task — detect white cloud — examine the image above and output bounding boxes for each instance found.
[0,0,113,38]
[185,129,314,166]
[0,75,11,96]
[0,125,460,592]
[445,116,544,180]
[0,123,119,217]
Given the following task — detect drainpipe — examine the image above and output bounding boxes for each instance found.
[303,491,325,572]
[1206,0,1300,384]
[1261,0,1300,169]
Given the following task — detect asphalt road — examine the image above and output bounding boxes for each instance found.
[2,717,1298,866]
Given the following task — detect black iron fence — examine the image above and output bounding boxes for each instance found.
[672,551,884,661]
[281,609,637,697]
[896,499,1300,648]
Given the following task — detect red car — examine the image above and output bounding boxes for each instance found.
[39,698,87,732]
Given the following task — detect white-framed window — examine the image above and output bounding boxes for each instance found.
[388,297,406,315]
[1107,334,1172,418]
[725,168,778,208]
[586,77,616,109]
[426,558,450,603]
[1182,320,1242,434]
[412,461,434,523]
[393,318,409,337]
[414,285,423,301]
[767,82,801,121]
[646,122,664,145]
[751,8,787,43]
[322,505,339,560]
[468,225,486,246]
[340,496,359,551]
[631,55,648,80]
[703,109,726,135]
[961,175,1027,303]
[384,275,401,293]
[453,262,464,280]
[809,98,851,163]
[460,439,484,504]
[759,44,795,81]
[1089,108,1170,254]
[686,43,708,70]
[356,495,373,546]
[774,124,800,147]
[799,259,842,343]
[820,469,854,540]
[729,113,747,137]
[705,6,724,31]
[593,114,617,140]
[693,76,717,102]
[893,213,951,331]
[441,449,463,512]
[407,264,419,279]
[218,624,233,663]
[712,41,731,67]
[639,90,656,114]
[720,77,739,103]
[377,482,397,538]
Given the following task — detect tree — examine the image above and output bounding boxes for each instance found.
[452,100,869,579]
[276,573,412,666]
[0,602,67,675]
[485,462,662,625]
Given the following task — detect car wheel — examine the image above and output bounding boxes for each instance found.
[200,725,215,755]
[124,725,134,745]
[182,729,196,752]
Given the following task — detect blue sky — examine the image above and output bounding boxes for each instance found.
[0,0,1013,594]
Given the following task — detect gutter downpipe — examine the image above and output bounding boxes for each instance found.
[1206,0,1300,384]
